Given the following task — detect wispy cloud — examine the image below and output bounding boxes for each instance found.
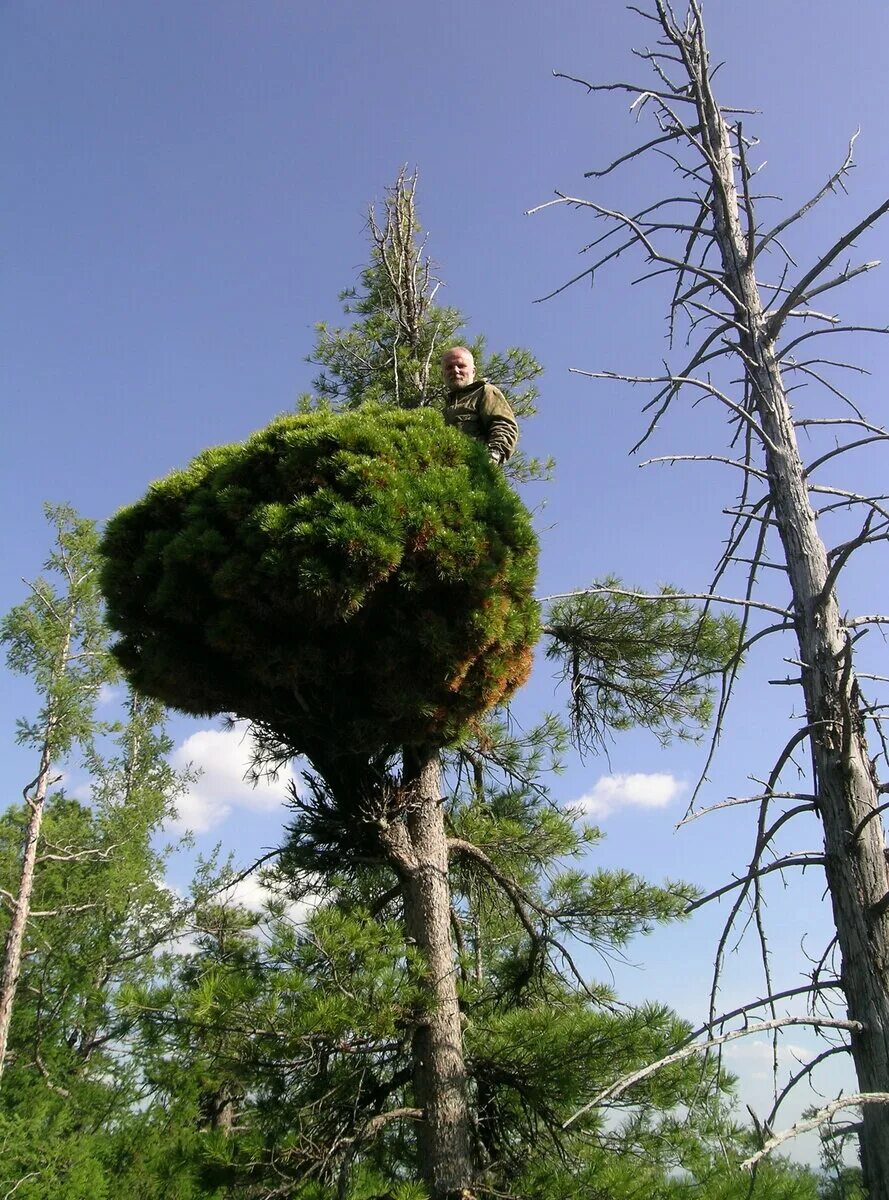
[97,683,121,708]
[218,874,319,927]
[169,725,297,834]
[571,772,686,819]
[723,1037,813,1081]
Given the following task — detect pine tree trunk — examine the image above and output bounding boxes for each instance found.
[0,739,53,1081]
[379,748,474,1200]
[699,80,889,1197]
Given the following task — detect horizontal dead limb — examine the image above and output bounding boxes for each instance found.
[741,1093,889,1170]
[686,854,827,913]
[552,70,703,106]
[779,323,889,358]
[687,981,843,1042]
[539,583,791,619]
[533,194,743,304]
[36,843,119,864]
[846,615,889,631]
[30,901,101,919]
[796,417,884,435]
[808,485,889,523]
[585,125,696,179]
[679,792,816,827]
[563,1015,863,1129]
[808,434,889,479]
[640,453,769,480]
[569,367,779,453]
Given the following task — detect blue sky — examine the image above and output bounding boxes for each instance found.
[4,0,889,1163]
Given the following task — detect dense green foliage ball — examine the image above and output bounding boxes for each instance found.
[100,407,540,763]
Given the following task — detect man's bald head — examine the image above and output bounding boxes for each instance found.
[441,346,476,391]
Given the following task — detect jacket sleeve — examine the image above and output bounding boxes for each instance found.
[479,385,519,463]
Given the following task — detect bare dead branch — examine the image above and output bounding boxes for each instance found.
[541,193,744,305]
[764,1044,854,1134]
[797,417,884,436]
[539,583,791,619]
[808,435,889,478]
[768,199,889,337]
[849,801,889,846]
[741,1094,889,1170]
[756,133,859,259]
[688,981,843,1042]
[585,125,695,178]
[780,324,889,358]
[563,1016,863,1129]
[679,791,814,826]
[570,368,780,453]
[846,616,889,631]
[640,453,768,480]
[552,69,700,105]
[686,854,827,913]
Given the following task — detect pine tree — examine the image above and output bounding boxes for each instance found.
[98,172,756,1199]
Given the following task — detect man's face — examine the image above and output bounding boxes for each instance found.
[442,349,475,390]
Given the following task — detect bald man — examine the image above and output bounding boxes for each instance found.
[440,347,519,466]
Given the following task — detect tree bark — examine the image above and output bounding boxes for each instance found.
[378,747,474,1200]
[697,65,889,1197]
[0,740,53,1082]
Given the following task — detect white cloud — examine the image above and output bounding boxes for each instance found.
[219,873,319,927]
[723,1038,811,1065]
[169,724,297,834]
[723,1037,814,1081]
[97,683,121,708]
[571,772,685,819]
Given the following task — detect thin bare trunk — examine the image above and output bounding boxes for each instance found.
[379,748,474,1200]
[0,741,53,1081]
[0,609,75,1085]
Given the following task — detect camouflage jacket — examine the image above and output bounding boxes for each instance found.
[442,380,519,463]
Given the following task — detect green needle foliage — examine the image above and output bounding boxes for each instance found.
[100,406,540,771]
[545,579,741,754]
[2,504,111,762]
[304,166,549,483]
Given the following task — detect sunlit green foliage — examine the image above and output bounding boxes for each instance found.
[545,578,741,753]
[1,504,111,759]
[304,169,549,483]
[100,406,540,768]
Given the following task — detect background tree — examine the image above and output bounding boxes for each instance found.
[100,403,541,1199]
[0,505,109,1080]
[533,0,889,1191]
[0,508,212,1198]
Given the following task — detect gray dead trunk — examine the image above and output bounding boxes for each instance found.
[379,747,474,1200]
[697,54,889,1198]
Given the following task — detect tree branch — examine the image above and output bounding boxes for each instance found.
[741,1093,889,1170]
[563,1016,863,1129]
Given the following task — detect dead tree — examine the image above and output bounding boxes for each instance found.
[532,2,889,1191]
